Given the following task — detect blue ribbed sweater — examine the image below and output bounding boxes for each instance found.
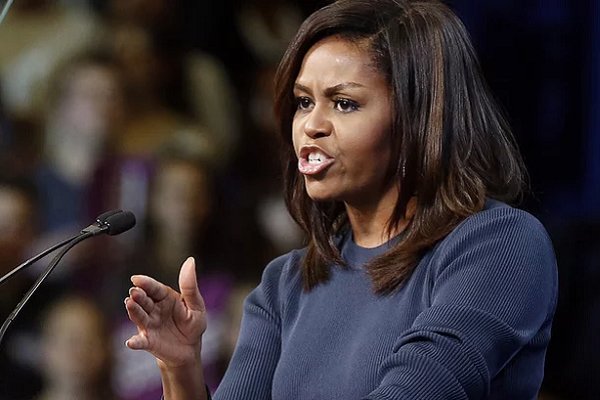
[213,200,558,399]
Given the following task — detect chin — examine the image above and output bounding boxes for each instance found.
[304,186,339,203]
[303,176,346,203]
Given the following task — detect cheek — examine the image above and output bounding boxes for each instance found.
[343,130,392,181]
[368,116,393,151]
[344,122,391,159]
[291,119,302,152]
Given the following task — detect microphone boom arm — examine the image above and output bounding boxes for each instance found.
[0,234,80,286]
[0,209,136,346]
[0,231,94,345]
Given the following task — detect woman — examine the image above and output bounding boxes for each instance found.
[125,1,558,399]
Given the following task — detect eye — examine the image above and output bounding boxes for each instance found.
[295,96,313,111]
[334,98,359,113]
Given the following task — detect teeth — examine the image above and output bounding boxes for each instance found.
[308,152,324,164]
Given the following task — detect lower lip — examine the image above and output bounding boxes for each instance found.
[297,158,335,175]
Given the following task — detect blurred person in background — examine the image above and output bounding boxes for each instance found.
[0,0,103,121]
[0,175,44,400]
[99,0,238,159]
[35,295,115,400]
[17,51,130,310]
[0,79,44,178]
[92,17,241,225]
[107,129,247,399]
[213,0,306,269]
[109,23,187,157]
[135,129,225,288]
[33,51,125,236]
[229,0,303,191]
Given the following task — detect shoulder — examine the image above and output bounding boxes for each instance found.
[428,200,558,301]
[439,199,554,258]
[260,248,306,288]
[416,200,559,328]
[245,248,306,315]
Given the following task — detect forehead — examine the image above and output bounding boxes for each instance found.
[295,36,382,87]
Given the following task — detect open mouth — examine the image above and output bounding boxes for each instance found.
[298,149,335,175]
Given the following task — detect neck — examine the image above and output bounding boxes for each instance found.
[345,191,415,248]
[344,185,395,248]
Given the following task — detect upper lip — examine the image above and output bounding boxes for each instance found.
[298,145,333,160]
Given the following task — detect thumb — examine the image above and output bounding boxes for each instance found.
[178,257,206,312]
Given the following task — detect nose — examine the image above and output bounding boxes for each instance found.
[303,104,333,139]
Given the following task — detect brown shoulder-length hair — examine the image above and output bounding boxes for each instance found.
[273,0,527,295]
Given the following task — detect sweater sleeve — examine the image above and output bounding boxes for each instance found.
[365,207,558,400]
[213,253,291,400]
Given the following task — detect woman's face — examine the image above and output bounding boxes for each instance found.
[292,36,395,208]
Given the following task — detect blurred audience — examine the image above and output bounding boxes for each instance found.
[0,175,43,399]
[34,50,125,235]
[109,23,186,157]
[95,0,241,162]
[105,129,252,398]
[0,0,103,120]
[35,295,115,400]
[0,80,43,178]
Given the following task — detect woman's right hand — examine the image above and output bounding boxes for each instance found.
[124,257,207,368]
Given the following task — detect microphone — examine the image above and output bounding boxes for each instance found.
[81,210,137,236]
[0,210,135,286]
[0,210,136,345]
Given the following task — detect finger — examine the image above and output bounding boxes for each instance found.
[178,257,206,312]
[125,296,149,330]
[125,332,149,350]
[129,286,154,315]
[131,274,170,301]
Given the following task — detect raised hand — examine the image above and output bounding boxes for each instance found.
[125,257,207,368]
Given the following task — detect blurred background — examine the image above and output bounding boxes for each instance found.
[0,0,597,399]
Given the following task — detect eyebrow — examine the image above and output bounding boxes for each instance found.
[294,82,365,97]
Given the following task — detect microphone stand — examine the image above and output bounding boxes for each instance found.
[0,234,79,286]
[0,209,121,287]
[0,210,134,346]
[0,231,95,345]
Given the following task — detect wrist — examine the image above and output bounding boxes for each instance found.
[158,353,207,400]
[156,342,202,370]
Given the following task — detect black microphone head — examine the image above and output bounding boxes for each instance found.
[104,211,136,235]
[96,209,122,224]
